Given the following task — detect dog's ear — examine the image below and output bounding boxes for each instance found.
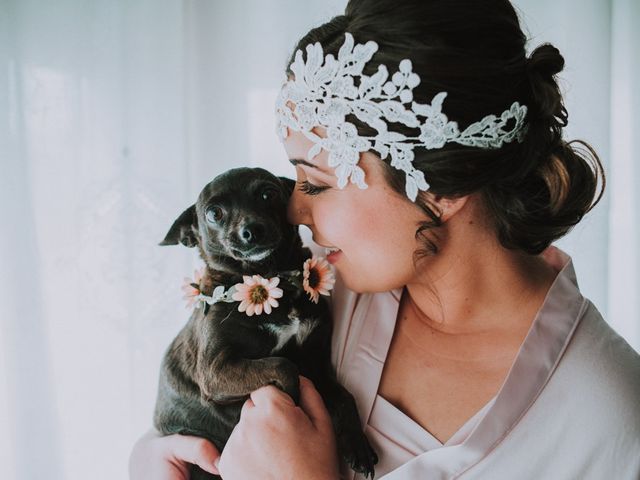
[159,205,199,248]
[278,176,296,197]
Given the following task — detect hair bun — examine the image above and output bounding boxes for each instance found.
[525,43,568,130]
[332,14,351,30]
[527,43,564,78]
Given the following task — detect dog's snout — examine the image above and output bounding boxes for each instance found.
[239,222,265,244]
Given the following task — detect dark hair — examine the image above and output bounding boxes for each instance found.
[286,0,605,258]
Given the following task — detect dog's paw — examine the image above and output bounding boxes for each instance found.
[265,357,300,404]
[338,428,378,479]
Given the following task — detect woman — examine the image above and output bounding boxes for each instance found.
[130,0,640,478]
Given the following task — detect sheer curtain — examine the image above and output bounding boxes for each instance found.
[0,1,637,479]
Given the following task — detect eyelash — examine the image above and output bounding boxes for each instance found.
[297,180,330,195]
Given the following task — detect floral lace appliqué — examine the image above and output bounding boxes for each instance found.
[275,33,528,202]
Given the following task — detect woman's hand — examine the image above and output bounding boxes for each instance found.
[217,375,340,480]
[128,428,220,480]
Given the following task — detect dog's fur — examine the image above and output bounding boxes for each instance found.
[154,167,377,479]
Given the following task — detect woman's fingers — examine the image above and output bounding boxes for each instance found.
[298,376,333,432]
[241,395,255,414]
[164,434,221,475]
[219,378,339,479]
[249,383,296,409]
[245,377,331,431]
[129,429,220,480]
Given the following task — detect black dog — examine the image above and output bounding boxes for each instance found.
[153,167,377,479]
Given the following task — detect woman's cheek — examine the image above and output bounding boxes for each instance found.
[316,199,349,244]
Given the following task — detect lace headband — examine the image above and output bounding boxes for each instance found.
[275,33,528,201]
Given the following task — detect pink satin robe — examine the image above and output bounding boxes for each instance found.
[318,245,640,479]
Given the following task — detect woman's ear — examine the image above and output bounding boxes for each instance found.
[421,192,469,222]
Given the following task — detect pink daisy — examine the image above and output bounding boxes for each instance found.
[303,256,335,303]
[181,267,205,309]
[232,275,283,316]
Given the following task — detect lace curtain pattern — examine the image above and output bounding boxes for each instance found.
[1,1,638,479]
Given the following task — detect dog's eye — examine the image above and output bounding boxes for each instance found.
[205,207,223,223]
[261,188,279,202]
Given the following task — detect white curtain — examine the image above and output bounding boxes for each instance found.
[0,1,637,479]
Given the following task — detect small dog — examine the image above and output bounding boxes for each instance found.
[154,167,377,479]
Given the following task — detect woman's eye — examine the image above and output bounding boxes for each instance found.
[261,188,279,201]
[298,180,330,196]
[205,206,223,223]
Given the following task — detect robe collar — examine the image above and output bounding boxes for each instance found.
[341,246,586,479]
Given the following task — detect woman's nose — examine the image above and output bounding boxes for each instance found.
[287,189,311,226]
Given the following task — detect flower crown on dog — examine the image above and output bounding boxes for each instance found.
[182,256,335,316]
[275,33,529,202]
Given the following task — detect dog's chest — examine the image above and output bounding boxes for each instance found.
[261,308,319,354]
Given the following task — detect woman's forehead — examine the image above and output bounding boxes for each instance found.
[283,128,331,172]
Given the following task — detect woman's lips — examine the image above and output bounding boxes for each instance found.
[326,248,342,264]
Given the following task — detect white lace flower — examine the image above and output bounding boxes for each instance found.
[275,33,528,202]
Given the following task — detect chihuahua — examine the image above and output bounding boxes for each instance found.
[153,167,377,479]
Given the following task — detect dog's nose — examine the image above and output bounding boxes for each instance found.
[239,222,265,244]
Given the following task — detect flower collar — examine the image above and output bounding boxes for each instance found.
[182,256,335,317]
